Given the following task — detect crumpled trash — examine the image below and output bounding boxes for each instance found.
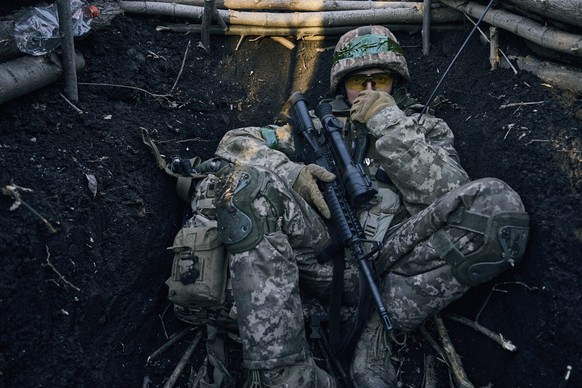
[13,0,99,56]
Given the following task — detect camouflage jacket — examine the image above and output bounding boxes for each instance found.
[214,89,470,229]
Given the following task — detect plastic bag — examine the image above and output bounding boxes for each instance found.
[14,0,99,56]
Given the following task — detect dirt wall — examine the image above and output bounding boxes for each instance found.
[0,9,581,388]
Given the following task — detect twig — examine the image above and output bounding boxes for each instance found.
[77,82,184,108]
[164,330,204,388]
[462,13,518,74]
[2,184,58,234]
[500,101,547,109]
[489,26,499,70]
[159,302,172,339]
[147,50,166,60]
[434,314,474,388]
[146,327,194,366]
[189,356,207,388]
[155,137,210,144]
[208,348,233,381]
[525,139,551,146]
[475,286,496,322]
[503,124,512,140]
[42,246,81,291]
[142,375,153,388]
[78,82,171,99]
[235,34,245,50]
[177,137,211,143]
[59,92,84,114]
[557,365,573,388]
[187,366,196,387]
[270,36,295,50]
[446,314,517,351]
[423,354,439,388]
[170,40,191,94]
[419,324,448,363]
[476,281,538,321]
[496,281,538,292]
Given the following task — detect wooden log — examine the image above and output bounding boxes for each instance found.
[439,0,582,58]
[508,54,582,95]
[156,22,463,38]
[0,52,85,105]
[501,0,582,28]
[119,1,464,27]
[145,0,428,11]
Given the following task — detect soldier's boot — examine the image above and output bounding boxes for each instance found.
[244,355,337,388]
[350,312,397,388]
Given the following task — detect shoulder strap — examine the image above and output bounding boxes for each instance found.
[140,127,167,171]
[141,127,206,201]
[322,244,373,356]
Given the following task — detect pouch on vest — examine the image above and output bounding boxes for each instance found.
[359,186,401,242]
[165,215,227,308]
[165,176,236,330]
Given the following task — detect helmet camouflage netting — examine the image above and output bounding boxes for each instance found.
[330,25,410,94]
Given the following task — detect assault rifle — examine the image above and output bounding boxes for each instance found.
[281,92,393,352]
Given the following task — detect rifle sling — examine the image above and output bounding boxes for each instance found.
[327,253,373,356]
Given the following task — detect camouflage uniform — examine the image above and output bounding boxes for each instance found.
[212,89,528,369]
[213,128,359,370]
[208,25,529,382]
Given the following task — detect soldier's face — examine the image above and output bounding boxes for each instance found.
[344,68,394,104]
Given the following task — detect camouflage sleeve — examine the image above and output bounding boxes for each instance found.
[366,105,470,211]
[214,126,303,187]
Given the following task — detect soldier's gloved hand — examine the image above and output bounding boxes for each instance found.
[350,90,396,124]
[292,164,336,219]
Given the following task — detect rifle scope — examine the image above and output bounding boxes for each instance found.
[315,103,376,207]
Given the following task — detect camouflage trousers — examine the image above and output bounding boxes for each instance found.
[377,177,528,331]
[216,165,528,369]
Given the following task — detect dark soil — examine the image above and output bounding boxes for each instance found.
[1,4,581,388]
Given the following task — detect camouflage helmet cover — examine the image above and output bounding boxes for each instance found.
[330,25,410,94]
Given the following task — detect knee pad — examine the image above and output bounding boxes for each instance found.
[215,165,286,254]
[433,210,530,286]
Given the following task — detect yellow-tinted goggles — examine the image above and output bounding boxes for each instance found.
[344,72,393,91]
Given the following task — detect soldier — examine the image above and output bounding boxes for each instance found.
[210,26,529,387]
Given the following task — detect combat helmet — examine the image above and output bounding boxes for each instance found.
[330,25,410,95]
